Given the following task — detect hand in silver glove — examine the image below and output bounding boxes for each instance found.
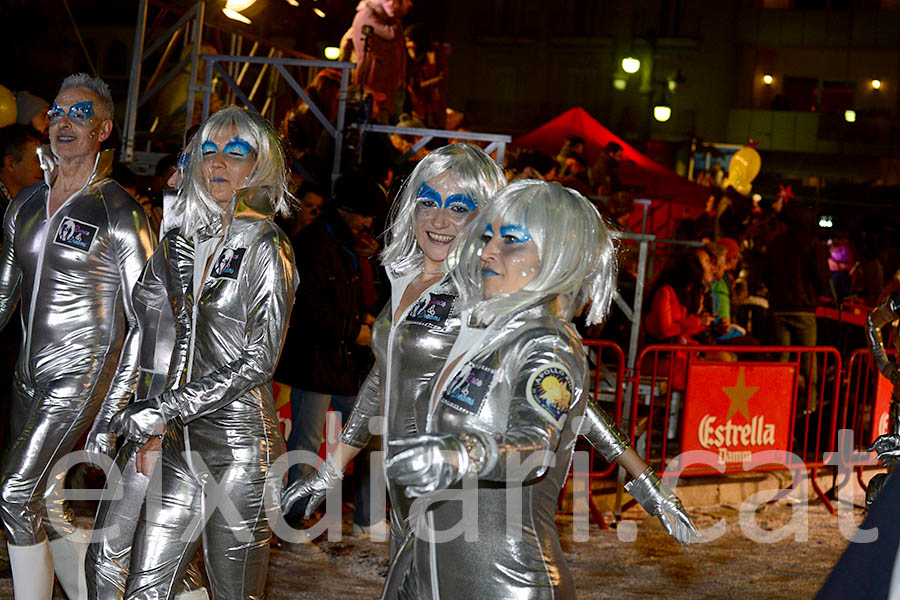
[110,399,167,442]
[83,428,116,458]
[869,433,900,465]
[626,467,701,545]
[386,434,468,498]
[281,454,344,520]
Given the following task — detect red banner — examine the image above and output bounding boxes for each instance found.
[682,363,795,468]
[871,374,893,444]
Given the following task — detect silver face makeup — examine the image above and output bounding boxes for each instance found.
[480,219,541,297]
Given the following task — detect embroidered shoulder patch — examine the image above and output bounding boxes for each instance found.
[406,293,454,329]
[527,363,574,426]
[441,363,495,416]
[211,247,246,280]
[53,216,98,253]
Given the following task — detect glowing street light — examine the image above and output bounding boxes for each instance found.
[313,7,326,17]
[762,74,774,85]
[612,76,627,91]
[653,104,672,122]
[872,79,882,90]
[844,109,856,123]
[223,0,255,23]
[324,46,340,60]
[621,57,640,74]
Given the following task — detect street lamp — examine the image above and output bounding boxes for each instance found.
[872,79,882,90]
[653,104,672,122]
[844,109,856,123]
[622,57,641,74]
[762,74,774,85]
[324,46,340,60]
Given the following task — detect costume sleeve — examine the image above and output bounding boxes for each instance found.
[581,398,631,463]
[0,192,26,331]
[341,363,381,448]
[473,331,586,483]
[867,292,900,384]
[163,234,195,390]
[156,233,296,422]
[91,194,156,430]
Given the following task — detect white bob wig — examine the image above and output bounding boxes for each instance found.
[380,142,506,275]
[179,106,293,237]
[448,179,618,326]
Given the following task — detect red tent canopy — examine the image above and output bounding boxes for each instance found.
[513,106,710,208]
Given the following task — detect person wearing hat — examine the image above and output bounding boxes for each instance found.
[275,171,386,539]
[13,91,49,138]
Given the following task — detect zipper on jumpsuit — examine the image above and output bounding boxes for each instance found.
[23,179,93,377]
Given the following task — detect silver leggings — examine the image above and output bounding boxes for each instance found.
[87,440,206,599]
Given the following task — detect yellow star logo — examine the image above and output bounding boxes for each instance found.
[723,366,758,421]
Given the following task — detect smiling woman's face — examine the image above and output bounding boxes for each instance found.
[201,126,256,207]
[413,171,477,272]
[479,217,540,298]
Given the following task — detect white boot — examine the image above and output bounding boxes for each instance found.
[49,531,89,600]
[8,540,54,600]
[175,590,210,599]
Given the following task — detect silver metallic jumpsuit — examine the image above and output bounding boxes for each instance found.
[123,188,296,600]
[342,270,465,556]
[341,274,630,561]
[0,149,153,545]
[393,303,588,600]
[87,222,206,598]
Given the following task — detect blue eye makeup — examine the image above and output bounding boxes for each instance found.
[499,224,531,244]
[416,182,442,205]
[201,137,255,159]
[48,101,95,126]
[481,223,494,242]
[222,137,254,157]
[416,183,476,213]
[445,193,476,213]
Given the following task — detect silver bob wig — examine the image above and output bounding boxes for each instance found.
[380,142,506,275]
[179,106,293,237]
[448,179,618,326]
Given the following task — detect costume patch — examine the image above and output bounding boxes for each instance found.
[53,217,98,253]
[441,363,495,415]
[211,247,246,280]
[406,293,454,329]
[527,363,574,426]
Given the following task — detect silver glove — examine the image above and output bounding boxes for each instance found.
[83,428,116,458]
[386,433,468,498]
[869,433,900,465]
[110,399,167,442]
[626,467,700,545]
[281,454,344,520]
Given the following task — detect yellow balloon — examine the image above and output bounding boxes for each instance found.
[723,146,761,196]
[0,85,16,128]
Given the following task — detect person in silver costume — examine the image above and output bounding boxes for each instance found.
[0,73,154,600]
[864,293,900,506]
[110,106,297,599]
[282,161,697,559]
[281,142,507,552]
[384,180,697,599]
[86,146,208,600]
